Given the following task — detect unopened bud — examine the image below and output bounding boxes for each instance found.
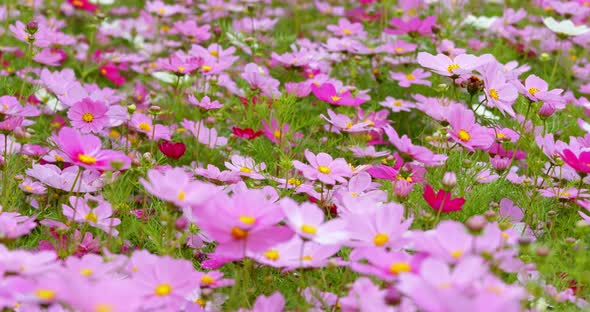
[25,21,39,35]
[564,237,576,245]
[535,246,550,257]
[442,172,457,188]
[539,52,551,62]
[466,215,486,232]
[148,106,161,114]
[483,210,496,221]
[14,174,24,182]
[127,104,137,114]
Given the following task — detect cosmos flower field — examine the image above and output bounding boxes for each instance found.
[1,0,590,311]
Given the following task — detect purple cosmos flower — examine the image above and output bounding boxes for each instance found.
[390,68,431,88]
[62,194,121,236]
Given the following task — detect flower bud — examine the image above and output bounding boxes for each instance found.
[442,172,457,188]
[539,52,551,62]
[127,104,137,114]
[538,103,556,118]
[394,179,412,198]
[483,210,496,221]
[25,21,39,35]
[175,216,189,231]
[466,215,486,233]
[535,246,550,257]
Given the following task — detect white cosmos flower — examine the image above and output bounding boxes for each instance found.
[543,17,590,36]
[89,0,114,4]
[463,15,498,30]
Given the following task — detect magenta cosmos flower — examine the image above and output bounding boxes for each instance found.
[385,16,437,36]
[53,127,131,171]
[67,98,109,133]
[560,148,590,174]
[423,185,465,213]
[293,150,353,184]
[311,83,367,106]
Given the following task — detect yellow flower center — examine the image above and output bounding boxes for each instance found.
[394,47,405,53]
[155,283,172,296]
[202,65,212,72]
[301,224,317,235]
[195,298,206,307]
[177,66,185,73]
[78,154,97,165]
[287,178,301,186]
[240,167,252,173]
[393,100,403,107]
[85,212,98,223]
[458,129,471,142]
[501,232,509,240]
[158,8,165,15]
[82,113,94,123]
[528,87,539,95]
[110,130,120,138]
[273,130,281,139]
[317,165,331,174]
[200,275,215,285]
[36,289,56,300]
[210,50,219,57]
[231,226,248,240]
[24,185,33,191]
[95,304,113,312]
[138,122,151,131]
[373,233,389,246]
[239,216,256,225]
[389,262,411,274]
[559,191,570,197]
[405,74,415,80]
[264,249,280,261]
[330,95,341,102]
[496,132,505,139]
[489,88,499,100]
[447,64,460,73]
[177,191,186,201]
[301,255,313,261]
[80,268,93,276]
[451,250,463,259]
[342,28,352,35]
[350,192,358,197]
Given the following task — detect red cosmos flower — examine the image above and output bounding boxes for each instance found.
[67,0,98,13]
[158,140,186,159]
[232,127,262,140]
[423,184,465,213]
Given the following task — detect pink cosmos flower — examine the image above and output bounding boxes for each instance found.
[19,178,46,195]
[311,83,367,106]
[321,109,371,133]
[241,63,281,98]
[192,189,293,259]
[351,249,417,281]
[188,95,222,110]
[516,74,564,102]
[62,194,121,235]
[389,68,431,88]
[447,105,494,151]
[181,120,228,148]
[417,52,494,77]
[52,127,131,171]
[131,254,198,311]
[67,98,109,133]
[345,202,411,249]
[225,155,266,180]
[423,185,465,213]
[279,198,348,244]
[327,18,367,38]
[379,96,415,112]
[293,150,352,184]
[26,164,104,192]
[339,278,391,312]
[383,125,448,166]
[156,51,203,75]
[141,167,220,208]
[480,63,519,116]
[261,118,302,144]
[130,113,171,141]
[0,210,36,239]
[385,16,437,36]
